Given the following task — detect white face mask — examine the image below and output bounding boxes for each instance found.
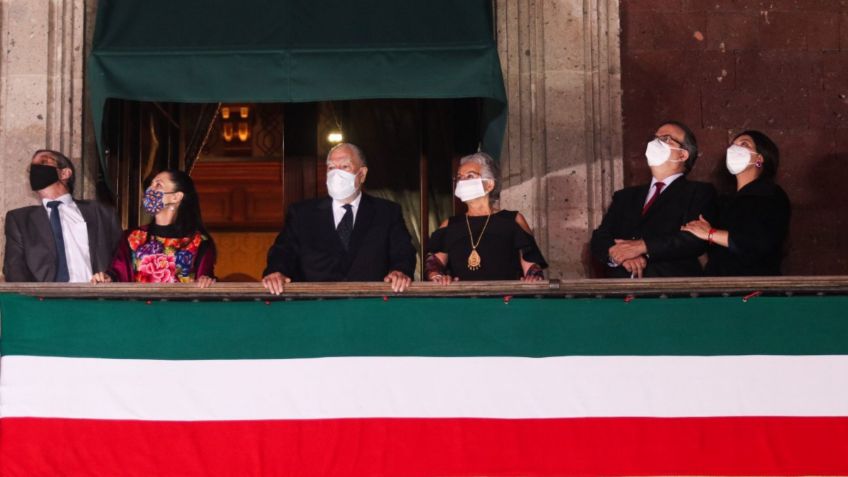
[725,145,754,175]
[326,169,358,201]
[645,138,678,167]
[454,178,487,202]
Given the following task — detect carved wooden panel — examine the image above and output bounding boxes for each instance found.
[192,160,284,230]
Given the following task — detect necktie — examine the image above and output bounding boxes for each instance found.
[641,181,665,216]
[337,204,353,250]
[46,201,70,282]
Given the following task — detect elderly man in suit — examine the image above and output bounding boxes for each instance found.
[262,143,416,294]
[3,149,122,282]
[590,121,717,278]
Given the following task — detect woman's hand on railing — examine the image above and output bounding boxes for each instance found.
[90,272,112,284]
[429,273,457,285]
[521,263,545,282]
[196,275,216,288]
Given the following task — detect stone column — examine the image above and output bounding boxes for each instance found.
[496,0,623,278]
[0,0,86,279]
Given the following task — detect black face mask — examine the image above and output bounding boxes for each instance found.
[30,164,60,191]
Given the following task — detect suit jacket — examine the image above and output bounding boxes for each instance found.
[264,193,416,281]
[3,200,123,282]
[590,177,717,278]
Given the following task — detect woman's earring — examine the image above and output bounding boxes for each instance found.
[755,160,763,169]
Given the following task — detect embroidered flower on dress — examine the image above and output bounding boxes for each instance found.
[136,253,176,283]
[127,230,148,251]
[191,234,203,249]
[162,237,182,250]
[130,229,206,282]
[136,240,165,259]
[175,249,194,273]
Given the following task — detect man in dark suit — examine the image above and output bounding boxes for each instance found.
[3,149,122,282]
[590,121,716,278]
[262,143,416,294]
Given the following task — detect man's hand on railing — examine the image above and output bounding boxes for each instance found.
[621,256,648,279]
[609,239,648,265]
[90,272,112,284]
[384,270,411,293]
[262,272,291,295]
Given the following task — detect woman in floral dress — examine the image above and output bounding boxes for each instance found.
[92,170,216,287]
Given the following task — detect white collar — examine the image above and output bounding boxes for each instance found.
[42,193,74,208]
[650,173,683,190]
[333,191,362,210]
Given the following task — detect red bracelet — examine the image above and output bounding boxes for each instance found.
[707,228,717,244]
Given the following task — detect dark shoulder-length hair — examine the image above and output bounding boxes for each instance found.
[733,130,780,180]
[145,169,212,240]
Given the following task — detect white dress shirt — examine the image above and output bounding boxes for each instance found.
[42,194,93,282]
[644,172,684,205]
[332,192,362,228]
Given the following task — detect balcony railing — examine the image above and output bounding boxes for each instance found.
[2,276,848,300]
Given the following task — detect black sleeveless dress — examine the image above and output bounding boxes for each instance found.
[427,210,547,280]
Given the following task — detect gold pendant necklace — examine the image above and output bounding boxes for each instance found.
[465,213,492,271]
[467,249,481,270]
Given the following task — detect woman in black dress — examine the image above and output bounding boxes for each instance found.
[425,153,547,283]
[681,130,790,276]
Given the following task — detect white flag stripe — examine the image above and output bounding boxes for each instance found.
[2,355,848,421]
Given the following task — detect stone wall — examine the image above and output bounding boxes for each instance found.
[620,0,848,275]
[497,0,623,278]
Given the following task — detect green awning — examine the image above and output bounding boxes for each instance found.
[87,0,507,171]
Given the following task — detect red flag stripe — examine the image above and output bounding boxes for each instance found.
[2,416,848,477]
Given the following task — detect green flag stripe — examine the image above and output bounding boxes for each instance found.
[2,294,847,359]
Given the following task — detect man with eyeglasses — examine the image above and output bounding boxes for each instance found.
[590,121,716,278]
[2,149,122,282]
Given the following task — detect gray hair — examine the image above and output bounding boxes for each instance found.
[327,142,367,168]
[459,152,500,201]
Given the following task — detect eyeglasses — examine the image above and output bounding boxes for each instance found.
[454,172,483,182]
[655,135,683,148]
